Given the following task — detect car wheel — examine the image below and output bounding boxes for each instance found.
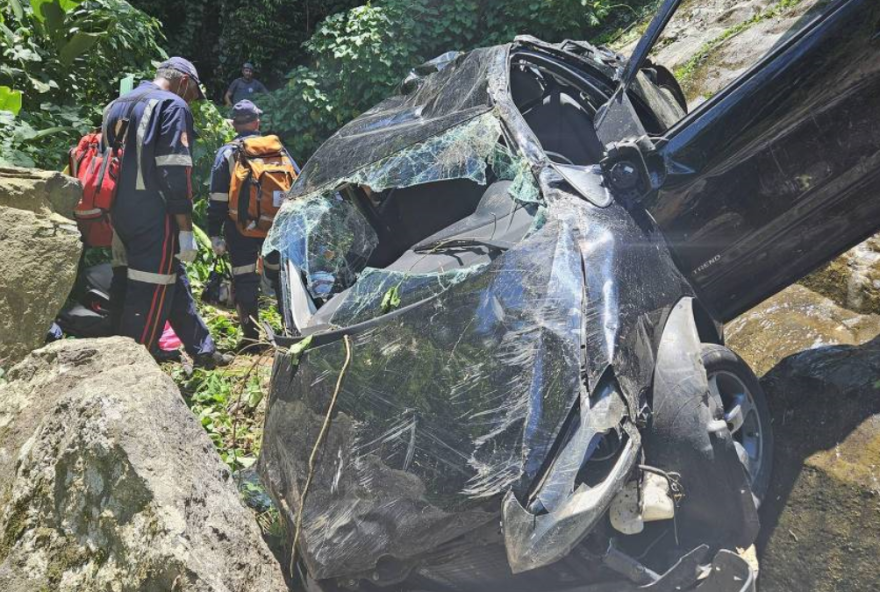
[701,344,774,505]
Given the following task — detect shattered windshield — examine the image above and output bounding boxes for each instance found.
[264,111,543,329]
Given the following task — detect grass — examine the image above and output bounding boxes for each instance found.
[163,231,284,473]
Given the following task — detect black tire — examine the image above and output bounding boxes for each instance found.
[701,343,774,506]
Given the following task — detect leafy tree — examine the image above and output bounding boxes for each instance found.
[128,0,363,100]
[259,0,620,161]
[0,0,166,168]
[0,0,230,202]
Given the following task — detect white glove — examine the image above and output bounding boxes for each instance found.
[176,230,199,264]
[211,236,227,256]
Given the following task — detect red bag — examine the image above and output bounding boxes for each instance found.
[69,132,119,247]
[70,89,150,248]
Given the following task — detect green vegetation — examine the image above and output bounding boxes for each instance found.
[171,355,273,471]
[0,0,165,168]
[673,0,807,95]
[258,0,625,159]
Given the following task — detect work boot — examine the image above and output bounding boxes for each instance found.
[237,303,261,342]
[152,348,182,364]
[192,350,234,369]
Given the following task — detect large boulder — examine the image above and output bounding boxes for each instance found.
[0,166,82,366]
[756,336,880,592]
[726,286,880,591]
[726,284,880,376]
[801,233,880,316]
[0,337,288,592]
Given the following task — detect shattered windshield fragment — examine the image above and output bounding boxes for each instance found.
[265,192,378,301]
[264,112,543,328]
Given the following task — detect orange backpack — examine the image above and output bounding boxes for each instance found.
[229,135,298,238]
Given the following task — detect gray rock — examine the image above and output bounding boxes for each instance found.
[0,337,289,592]
[0,166,81,218]
[726,284,880,376]
[801,233,880,316]
[755,336,880,592]
[0,166,82,366]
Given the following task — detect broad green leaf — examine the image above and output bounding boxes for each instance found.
[59,31,101,66]
[27,75,51,93]
[28,125,74,139]
[10,46,42,62]
[0,86,23,115]
[43,2,66,45]
[29,0,78,22]
[29,0,51,22]
[191,224,211,250]
[8,0,24,21]
[288,335,313,365]
[0,22,13,43]
[380,285,401,313]
[58,0,83,11]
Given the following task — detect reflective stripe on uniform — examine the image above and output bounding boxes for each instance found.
[263,261,280,271]
[210,192,229,202]
[111,229,128,267]
[156,154,193,167]
[101,101,114,147]
[259,215,274,223]
[74,208,103,217]
[232,263,257,276]
[128,268,176,285]
[135,98,160,190]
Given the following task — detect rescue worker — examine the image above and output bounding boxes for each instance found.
[224,62,268,107]
[105,57,231,367]
[208,100,299,349]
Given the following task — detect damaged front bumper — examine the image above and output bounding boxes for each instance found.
[502,423,641,573]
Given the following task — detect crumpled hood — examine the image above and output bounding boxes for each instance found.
[259,179,693,581]
[259,217,587,580]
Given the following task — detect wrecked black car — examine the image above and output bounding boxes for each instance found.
[258,0,880,590]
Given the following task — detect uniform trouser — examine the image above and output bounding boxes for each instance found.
[110,214,215,356]
[225,224,282,340]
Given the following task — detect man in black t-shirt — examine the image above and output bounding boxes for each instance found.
[224,62,268,106]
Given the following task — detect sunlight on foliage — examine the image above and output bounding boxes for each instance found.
[0,0,166,169]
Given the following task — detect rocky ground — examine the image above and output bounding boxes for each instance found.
[0,338,288,591]
[728,288,880,591]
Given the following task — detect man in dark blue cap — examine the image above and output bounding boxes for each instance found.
[208,100,299,349]
[104,57,232,367]
[224,62,268,107]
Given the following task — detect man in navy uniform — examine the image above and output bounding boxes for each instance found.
[208,100,299,349]
[105,57,231,367]
[224,62,268,107]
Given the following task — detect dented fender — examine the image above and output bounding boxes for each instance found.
[646,297,760,551]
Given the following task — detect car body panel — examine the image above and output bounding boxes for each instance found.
[644,0,880,320]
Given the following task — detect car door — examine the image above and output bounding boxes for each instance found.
[633,0,880,321]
